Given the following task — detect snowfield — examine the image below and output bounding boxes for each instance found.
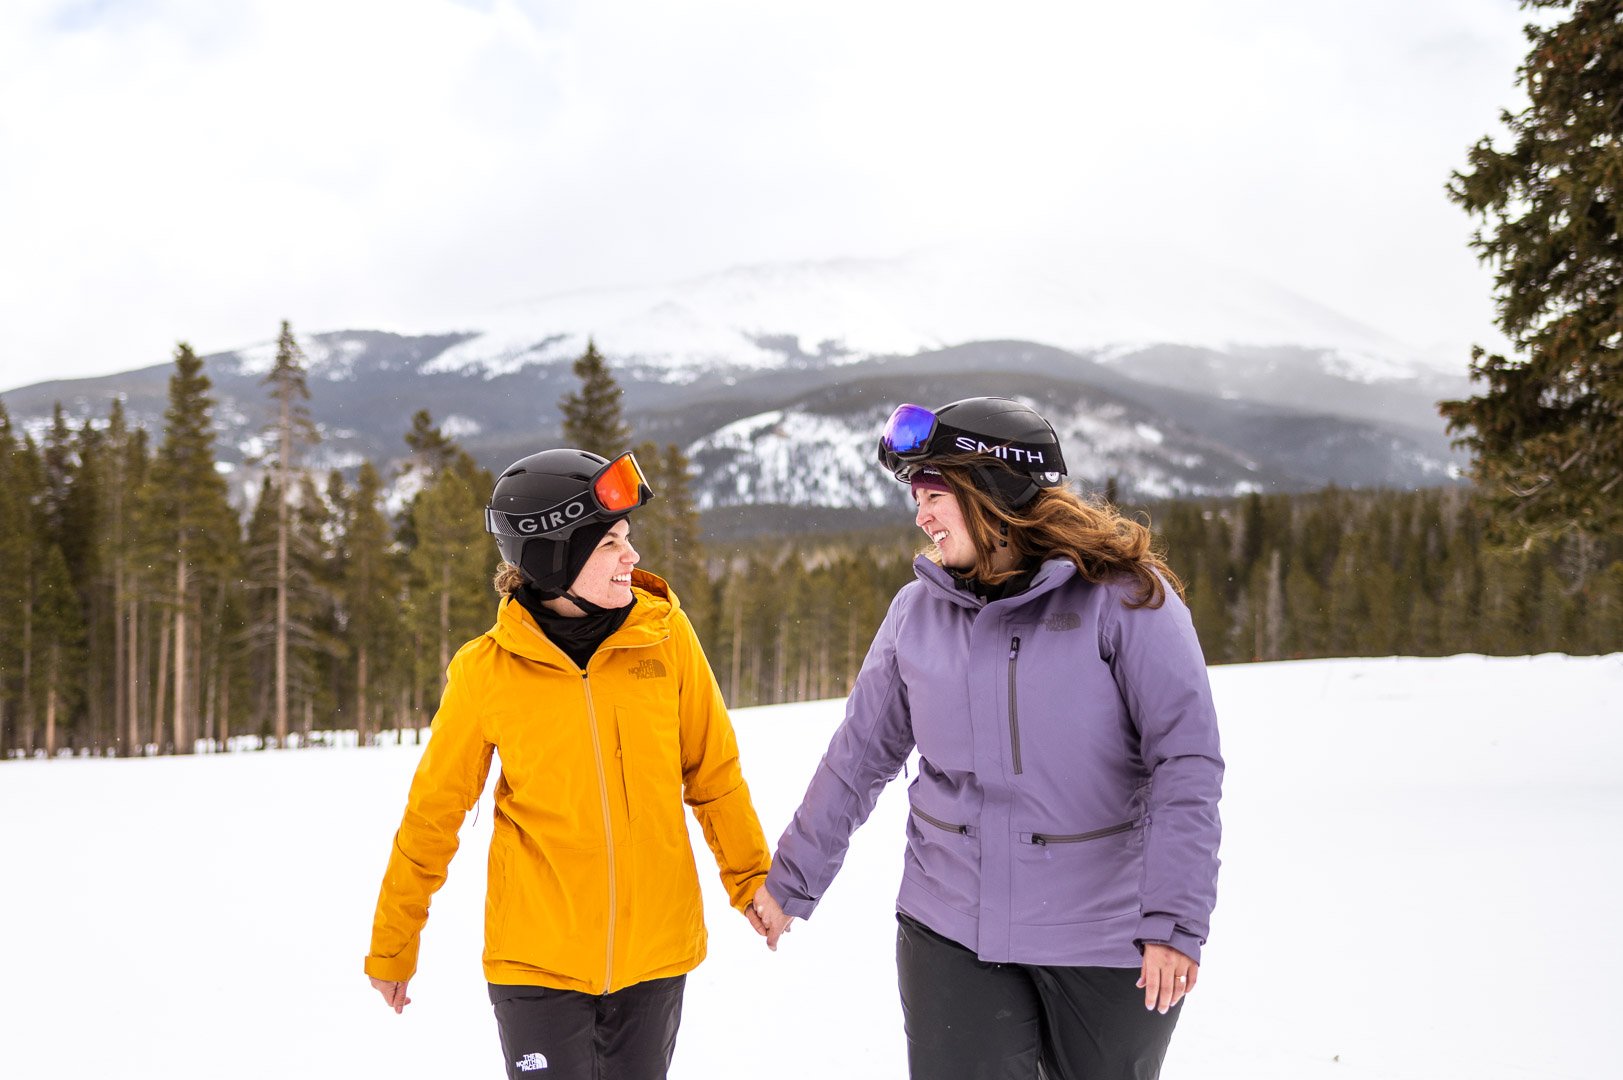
[3,654,1618,1079]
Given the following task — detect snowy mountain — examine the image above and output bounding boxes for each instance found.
[0,249,1472,524]
[4,654,1618,1079]
[427,243,1440,383]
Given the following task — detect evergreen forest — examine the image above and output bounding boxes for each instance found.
[1,340,1619,760]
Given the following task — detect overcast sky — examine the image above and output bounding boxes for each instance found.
[0,0,1532,393]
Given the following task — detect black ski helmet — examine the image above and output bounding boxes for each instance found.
[876,396,1067,508]
[485,448,655,595]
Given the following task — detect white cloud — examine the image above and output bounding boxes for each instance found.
[0,0,1530,391]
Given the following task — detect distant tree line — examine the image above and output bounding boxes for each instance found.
[0,331,713,759]
[2,334,1618,759]
[690,487,1621,710]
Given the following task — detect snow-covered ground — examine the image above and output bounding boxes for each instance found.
[3,654,1618,1079]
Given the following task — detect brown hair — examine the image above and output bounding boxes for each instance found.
[925,454,1183,609]
[492,561,525,597]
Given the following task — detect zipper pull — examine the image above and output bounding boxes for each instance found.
[1009,635,1021,660]
[1032,833,1046,846]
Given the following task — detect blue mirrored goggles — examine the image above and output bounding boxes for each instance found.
[877,403,966,480]
[880,403,939,456]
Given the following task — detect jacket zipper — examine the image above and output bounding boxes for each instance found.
[1008,635,1023,775]
[911,805,970,835]
[1030,819,1138,845]
[581,670,617,993]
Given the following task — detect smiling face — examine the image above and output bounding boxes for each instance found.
[557,519,639,612]
[914,485,977,570]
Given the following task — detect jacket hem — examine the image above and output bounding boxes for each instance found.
[482,947,706,995]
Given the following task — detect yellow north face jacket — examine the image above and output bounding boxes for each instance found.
[364,570,770,994]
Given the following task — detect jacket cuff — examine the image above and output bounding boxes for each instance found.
[763,866,821,921]
[363,949,417,983]
[1133,916,1204,965]
[780,896,819,920]
[730,870,770,911]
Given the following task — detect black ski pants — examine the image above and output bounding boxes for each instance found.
[488,975,685,1080]
[896,914,1180,1080]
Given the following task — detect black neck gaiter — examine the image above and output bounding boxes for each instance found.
[513,585,635,670]
[953,556,1043,603]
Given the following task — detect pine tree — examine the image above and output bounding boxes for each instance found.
[1443,0,1623,540]
[108,415,154,756]
[560,339,631,455]
[0,404,33,757]
[148,343,236,754]
[403,446,493,711]
[35,543,86,756]
[630,441,703,600]
[262,320,322,748]
[334,463,400,747]
[64,418,110,751]
[403,409,455,473]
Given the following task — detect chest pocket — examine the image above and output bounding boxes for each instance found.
[615,703,683,832]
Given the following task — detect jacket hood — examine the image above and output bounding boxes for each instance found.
[490,567,677,666]
[912,554,1077,611]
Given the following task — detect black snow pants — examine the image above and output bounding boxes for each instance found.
[896,913,1180,1080]
[488,974,685,1080]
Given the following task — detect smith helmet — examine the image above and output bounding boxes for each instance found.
[876,396,1066,508]
[485,448,655,593]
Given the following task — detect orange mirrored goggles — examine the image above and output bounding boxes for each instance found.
[592,452,650,515]
[485,451,655,539]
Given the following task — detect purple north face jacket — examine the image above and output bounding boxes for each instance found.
[765,555,1223,967]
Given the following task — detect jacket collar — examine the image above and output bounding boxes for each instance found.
[913,555,1077,611]
[491,568,675,667]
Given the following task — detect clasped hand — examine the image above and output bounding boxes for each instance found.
[744,885,794,950]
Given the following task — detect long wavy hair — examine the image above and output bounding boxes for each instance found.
[923,453,1183,609]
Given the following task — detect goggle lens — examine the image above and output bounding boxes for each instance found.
[593,452,648,513]
[881,404,938,455]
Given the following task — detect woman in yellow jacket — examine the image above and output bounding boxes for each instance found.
[364,448,771,1080]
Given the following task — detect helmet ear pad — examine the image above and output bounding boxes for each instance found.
[967,462,1041,510]
[515,519,614,598]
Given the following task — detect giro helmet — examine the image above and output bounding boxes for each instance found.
[485,448,655,594]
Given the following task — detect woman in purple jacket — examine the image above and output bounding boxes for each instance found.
[750,397,1223,1080]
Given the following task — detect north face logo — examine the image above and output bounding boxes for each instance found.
[515,1052,548,1071]
[1043,612,1081,632]
[629,658,668,680]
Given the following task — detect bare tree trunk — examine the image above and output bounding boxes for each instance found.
[729,585,743,703]
[411,631,423,721]
[275,452,290,750]
[113,565,126,755]
[21,573,35,755]
[153,613,171,755]
[218,660,231,753]
[126,596,141,756]
[44,647,59,757]
[173,557,190,754]
[1263,549,1285,661]
[356,645,369,748]
[203,650,218,752]
[438,563,451,698]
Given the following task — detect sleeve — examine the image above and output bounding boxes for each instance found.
[362,653,496,982]
[1100,580,1224,964]
[672,609,773,911]
[763,592,915,920]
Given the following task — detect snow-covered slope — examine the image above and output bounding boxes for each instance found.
[689,392,1277,507]
[2,654,1617,1079]
[414,242,1437,385]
